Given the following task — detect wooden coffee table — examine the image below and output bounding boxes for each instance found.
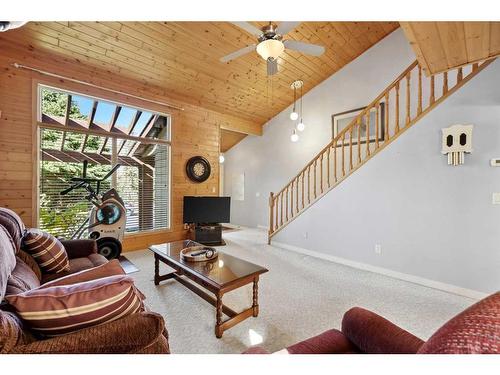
[149,240,268,338]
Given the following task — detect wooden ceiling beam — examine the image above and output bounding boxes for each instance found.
[80,100,98,153]
[117,110,144,155]
[60,94,72,151]
[127,114,158,157]
[98,105,121,154]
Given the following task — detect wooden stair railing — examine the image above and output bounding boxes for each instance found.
[268,58,495,244]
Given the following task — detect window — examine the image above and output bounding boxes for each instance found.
[37,85,170,238]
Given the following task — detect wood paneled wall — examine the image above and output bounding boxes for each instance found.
[0,40,232,251]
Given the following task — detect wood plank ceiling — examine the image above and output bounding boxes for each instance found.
[400,22,500,76]
[1,21,399,147]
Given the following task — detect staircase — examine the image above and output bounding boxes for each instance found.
[268,58,495,244]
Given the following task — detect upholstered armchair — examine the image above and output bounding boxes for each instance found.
[245,292,500,354]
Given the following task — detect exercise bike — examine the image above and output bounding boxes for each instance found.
[60,160,126,259]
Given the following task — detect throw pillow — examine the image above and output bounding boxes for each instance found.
[5,275,142,337]
[22,229,70,274]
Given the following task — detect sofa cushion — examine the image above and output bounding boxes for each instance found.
[0,225,17,301]
[17,250,42,281]
[69,253,108,273]
[287,329,361,354]
[418,292,500,354]
[0,207,26,252]
[41,253,109,284]
[22,229,70,274]
[41,259,124,288]
[5,256,41,296]
[6,275,143,337]
[0,310,34,353]
[9,311,168,354]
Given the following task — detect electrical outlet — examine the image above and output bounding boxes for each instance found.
[375,244,382,254]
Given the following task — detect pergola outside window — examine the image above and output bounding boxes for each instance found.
[37,85,171,238]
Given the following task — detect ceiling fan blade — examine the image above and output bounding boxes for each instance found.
[276,22,301,36]
[267,58,278,76]
[284,40,325,56]
[231,22,262,37]
[220,44,256,63]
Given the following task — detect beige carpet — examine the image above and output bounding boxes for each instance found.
[125,227,474,354]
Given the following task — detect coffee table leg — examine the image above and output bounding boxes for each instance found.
[252,276,259,317]
[154,254,160,285]
[215,292,223,338]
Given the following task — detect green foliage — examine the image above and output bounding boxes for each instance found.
[41,88,88,120]
[85,135,101,151]
[41,89,94,151]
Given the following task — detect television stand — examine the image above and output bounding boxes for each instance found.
[189,223,225,246]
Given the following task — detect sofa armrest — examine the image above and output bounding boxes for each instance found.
[60,239,98,259]
[242,346,271,354]
[286,329,360,354]
[341,307,424,354]
[243,329,360,354]
[9,312,169,354]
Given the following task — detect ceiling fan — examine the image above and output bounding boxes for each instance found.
[220,22,325,75]
[0,21,28,32]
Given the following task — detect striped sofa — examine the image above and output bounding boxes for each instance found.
[0,207,170,354]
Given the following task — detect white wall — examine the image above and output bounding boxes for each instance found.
[224,29,500,294]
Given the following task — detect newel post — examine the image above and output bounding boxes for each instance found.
[268,192,274,245]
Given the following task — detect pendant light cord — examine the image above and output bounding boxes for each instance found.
[293,85,296,112]
[300,84,303,121]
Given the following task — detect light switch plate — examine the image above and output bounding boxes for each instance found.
[490,158,500,167]
[492,193,500,205]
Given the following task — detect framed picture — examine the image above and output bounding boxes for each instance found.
[332,103,385,145]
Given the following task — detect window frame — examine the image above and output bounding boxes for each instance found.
[33,82,173,236]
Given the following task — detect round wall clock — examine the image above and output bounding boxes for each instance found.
[186,156,211,183]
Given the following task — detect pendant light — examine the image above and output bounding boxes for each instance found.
[290,129,299,142]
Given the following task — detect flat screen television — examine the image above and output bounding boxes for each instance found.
[183,196,230,224]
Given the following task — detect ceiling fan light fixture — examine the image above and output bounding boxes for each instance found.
[256,39,284,60]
